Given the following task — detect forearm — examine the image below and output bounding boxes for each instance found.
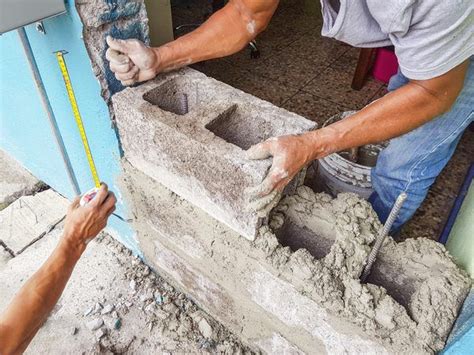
[311,83,445,156]
[0,236,84,354]
[308,61,469,158]
[156,0,278,71]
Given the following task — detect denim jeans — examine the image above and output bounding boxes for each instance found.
[369,57,474,232]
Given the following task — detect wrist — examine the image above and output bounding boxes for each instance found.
[152,46,164,74]
[152,45,175,73]
[302,128,336,161]
[59,232,87,259]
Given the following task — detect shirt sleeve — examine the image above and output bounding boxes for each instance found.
[388,0,473,80]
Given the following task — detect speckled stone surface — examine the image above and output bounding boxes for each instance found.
[112,68,316,240]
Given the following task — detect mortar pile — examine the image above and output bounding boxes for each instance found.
[257,186,471,353]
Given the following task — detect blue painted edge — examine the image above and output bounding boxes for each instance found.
[439,163,474,245]
[442,288,474,354]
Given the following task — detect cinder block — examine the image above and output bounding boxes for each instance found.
[112,69,316,240]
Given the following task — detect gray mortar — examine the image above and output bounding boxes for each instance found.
[119,161,471,353]
[269,188,471,352]
[112,69,316,240]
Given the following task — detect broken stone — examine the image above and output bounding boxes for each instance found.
[162,303,178,314]
[93,302,103,314]
[198,318,213,339]
[83,306,94,317]
[139,290,153,303]
[86,318,104,331]
[95,327,107,340]
[129,280,137,291]
[101,304,114,315]
[71,327,78,336]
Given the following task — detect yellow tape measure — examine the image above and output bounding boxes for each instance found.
[55,51,101,189]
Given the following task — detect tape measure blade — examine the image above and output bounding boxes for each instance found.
[56,52,101,189]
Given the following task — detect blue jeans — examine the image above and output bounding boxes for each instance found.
[369,57,474,232]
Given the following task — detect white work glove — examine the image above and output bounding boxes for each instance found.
[105,36,159,86]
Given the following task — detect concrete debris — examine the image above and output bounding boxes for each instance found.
[198,318,213,339]
[83,306,94,317]
[71,327,78,336]
[86,318,104,331]
[93,302,103,314]
[101,304,114,315]
[95,327,107,340]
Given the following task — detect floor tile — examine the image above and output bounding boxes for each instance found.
[191,59,244,87]
[233,34,349,92]
[301,57,384,109]
[231,73,300,107]
[281,91,350,127]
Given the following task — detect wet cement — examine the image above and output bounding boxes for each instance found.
[264,186,471,352]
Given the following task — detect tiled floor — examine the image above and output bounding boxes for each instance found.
[171,0,473,242]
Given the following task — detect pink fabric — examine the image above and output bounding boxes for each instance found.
[372,48,399,83]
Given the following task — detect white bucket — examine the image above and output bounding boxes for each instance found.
[312,111,387,199]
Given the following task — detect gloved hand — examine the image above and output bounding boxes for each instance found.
[246,133,321,212]
[106,36,160,86]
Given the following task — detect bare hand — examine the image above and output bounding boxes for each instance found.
[246,134,318,211]
[106,36,159,86]
[63,183,116,247]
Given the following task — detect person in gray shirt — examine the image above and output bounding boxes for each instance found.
[106,0,473,232]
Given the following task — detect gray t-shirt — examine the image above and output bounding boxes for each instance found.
[320,0,473,80]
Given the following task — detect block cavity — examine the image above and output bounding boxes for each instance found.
[112,69,316,240]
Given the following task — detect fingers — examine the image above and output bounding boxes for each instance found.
[246,166,290,213]
[89,183,108,207]
[105,48,130,66]
[120,78,138,86]
[114,65,139,82]
[247,188,281,213]
[106,36,132,54]
[102,192,117,217]
[109,58,132,74]
[246,139,274,160]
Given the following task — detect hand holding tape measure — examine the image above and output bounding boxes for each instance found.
[55,50,130,222]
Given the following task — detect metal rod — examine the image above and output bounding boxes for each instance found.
[361,192,408,282]
[17,27,80,196]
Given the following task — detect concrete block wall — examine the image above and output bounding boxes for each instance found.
[120,160,470,353]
